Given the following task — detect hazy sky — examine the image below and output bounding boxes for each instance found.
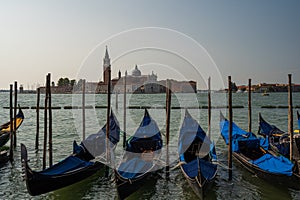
[1,0,299,90]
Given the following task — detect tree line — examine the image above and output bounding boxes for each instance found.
[57,77,86,89]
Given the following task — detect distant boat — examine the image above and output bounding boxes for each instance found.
[262,91,269,96]
[178,110,217,199]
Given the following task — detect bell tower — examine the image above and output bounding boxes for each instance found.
[103,46,111,85]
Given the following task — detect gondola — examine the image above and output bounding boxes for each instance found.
[220,112,300,189]
[178,110,217,199]
[21,144,103,196]
[258,113,300,160]
[21,110,120,196]
[114,109,163,200]
[0,107,24,147]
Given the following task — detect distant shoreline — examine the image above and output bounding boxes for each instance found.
[1,90,300,94]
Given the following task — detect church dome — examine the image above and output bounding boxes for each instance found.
[132,65,141,76]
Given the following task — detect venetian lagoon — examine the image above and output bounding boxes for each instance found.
[0,92,300,199]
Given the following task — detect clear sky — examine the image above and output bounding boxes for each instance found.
[0,0,299,90]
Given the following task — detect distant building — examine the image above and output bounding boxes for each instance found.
[39,85,73,94]
[95,47,197,93]
[113,66,162,93]
[236,83,300,93]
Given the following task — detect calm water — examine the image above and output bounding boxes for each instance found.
[0,92,300,200]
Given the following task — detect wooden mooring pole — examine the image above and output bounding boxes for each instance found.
[288,74,293,161]
[228,76,233,181]
[105,69,111,177]
[165,79,171,179]
[115,91,118,110]
[82,79,86,140]
[13,81,17,148]
[123,72,127,149]
[208,77,211,139]
[248,79,252,133]
[48,73,53,167]
[9,84,14,162]
[35,88,40,150]
[43,75,49,170]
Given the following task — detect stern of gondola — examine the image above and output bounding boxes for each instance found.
[20,143,36,196]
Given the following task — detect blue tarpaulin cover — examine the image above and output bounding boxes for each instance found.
[199,159,218,180]
[210,142,217,161]
[179,110,217,180]
[117,109,162,177]
[182,158,199,178]
[220,113,294,176]
[298,111,300,129]
[118,157,152,179]
[73,110,120,158]
[178,110,209,155]
[259,114,289,156]
[259,114,285,136]
[250,153,293,176]
[126,109,162,153]
[220,115,268,152]
[40,156,93,176]
[182,158,217,180]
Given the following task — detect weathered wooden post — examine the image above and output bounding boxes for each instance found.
[115,91,118,110]
[105,69,111,177]
[208,77,211,139]
[43,75,48,170]
[35,88,40,150]
[13,81,17,148]
[288,74,293,161]
[165,79,171,179]
[228,76,233,180]
[9,84,14,162]
[82,79,86,140]
[47,73,53,167]
[123,72,127,149]
[248,79,252,133]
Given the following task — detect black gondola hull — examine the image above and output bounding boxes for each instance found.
[180,162,217,199]
[0,108,24,147]
[0,150,9,166]
[25,164,104,196]
[180,167,205,199]
[21,144,104,196]
[0,133,10,148]
[233,152,300,190]
[115,169,159,200]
